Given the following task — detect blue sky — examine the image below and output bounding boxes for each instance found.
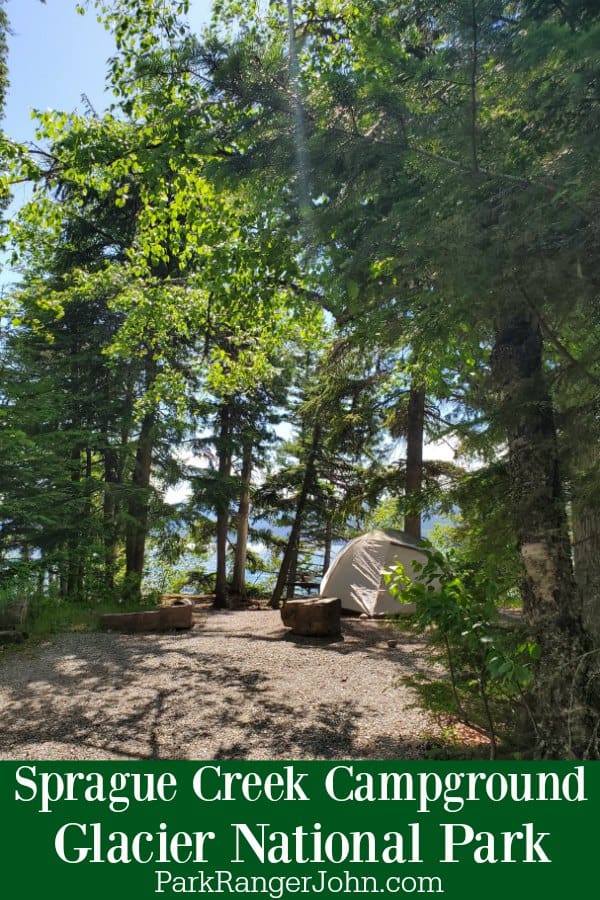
[6,0,113,144]
[5,0,214,143]
[1,1,213,277]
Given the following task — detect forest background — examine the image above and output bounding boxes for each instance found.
[1,0,599,759]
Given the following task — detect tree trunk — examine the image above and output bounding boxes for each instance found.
[271,423,321,608]
[491,313,599,758]
[75,446,94,600]
[213,403,232,609]
[59,555,68,598]
[323,516,333,576]
[102,446,119,595]
[123,412,154,604]
[572,446,600,647]
[230,441,253,603]
[404,383,426,540]
[285,541,299,601]
[66,445,84,601]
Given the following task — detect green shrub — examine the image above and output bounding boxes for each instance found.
[385,542,538,757]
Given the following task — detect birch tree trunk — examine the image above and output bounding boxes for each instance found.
[572,447,600,647]
[491,313,599,757]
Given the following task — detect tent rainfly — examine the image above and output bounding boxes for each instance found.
[319,528,427,616]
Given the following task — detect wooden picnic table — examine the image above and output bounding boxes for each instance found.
[285,579,321,596]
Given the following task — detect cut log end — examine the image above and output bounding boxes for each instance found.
[0,600,30,629]
[280,597,341,637]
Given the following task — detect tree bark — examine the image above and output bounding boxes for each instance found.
[491,313,599,757]
[66,445,84,601]
[323,515,333,576]
[102,446,119,595]
[230,440,253,603]
[270,423,321,608]
[285,541,300,601]
[123,412,154,604]
[213,403,233,609]
[404,383,426,540]
[572,445,600,647]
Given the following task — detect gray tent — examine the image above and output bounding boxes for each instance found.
[320,528,426,616]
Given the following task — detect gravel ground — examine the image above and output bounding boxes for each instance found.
[0,609,443,760]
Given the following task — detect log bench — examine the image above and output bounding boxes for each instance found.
[0,600,30,645]
[0,629,28,645]
[280,596,341,637]
[100,602,193,633]
[0,600,29,629]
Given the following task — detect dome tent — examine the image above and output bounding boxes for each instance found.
[319,529,426,616]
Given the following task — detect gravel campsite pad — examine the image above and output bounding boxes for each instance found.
[0,609,443,760]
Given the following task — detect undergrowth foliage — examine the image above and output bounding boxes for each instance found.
[385,543,540,758]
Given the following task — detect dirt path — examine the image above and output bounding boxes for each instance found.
[0,609,443,760]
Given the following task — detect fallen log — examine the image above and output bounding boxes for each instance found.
[100,605,193,633]
[0,629,28,645]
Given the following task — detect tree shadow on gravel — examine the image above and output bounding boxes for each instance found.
[200,614,437,673]
[0,618,439,761]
